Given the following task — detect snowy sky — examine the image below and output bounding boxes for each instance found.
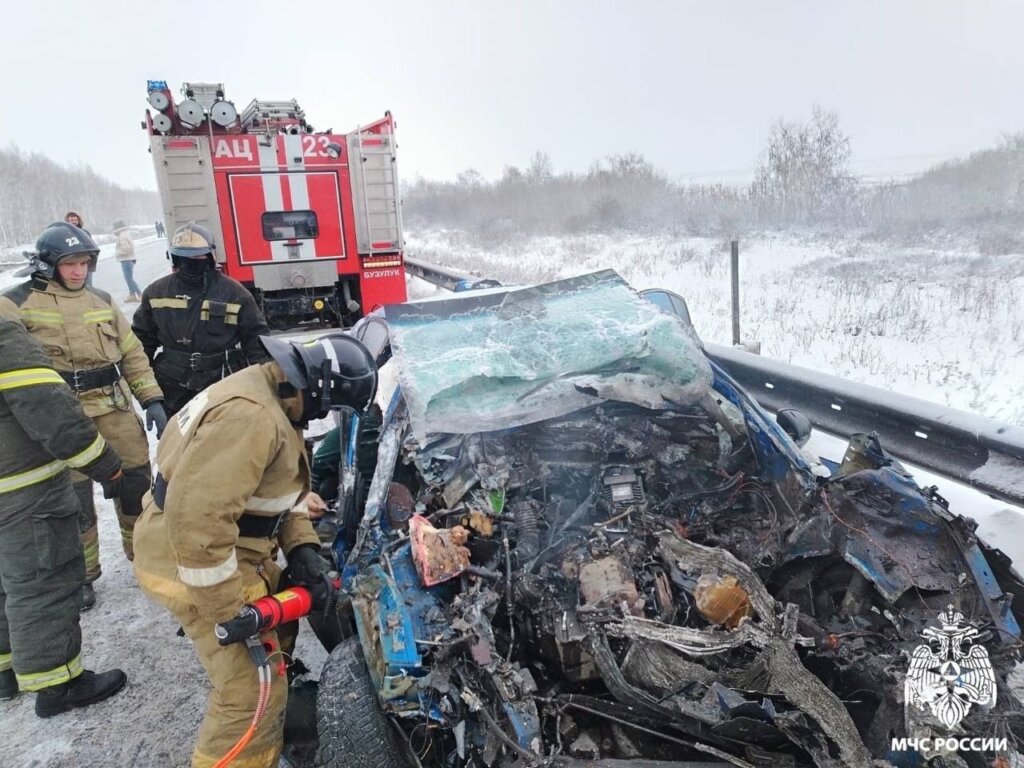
[3,0,1023,190]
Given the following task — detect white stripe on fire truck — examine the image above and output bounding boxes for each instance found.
[283,134,304,172]
[258,139,289,262]
[282,133,316,258]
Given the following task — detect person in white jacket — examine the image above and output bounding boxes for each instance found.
[113,221,141,302]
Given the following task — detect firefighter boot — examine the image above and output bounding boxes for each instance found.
[0,669,17,700]
[35,668,127,718]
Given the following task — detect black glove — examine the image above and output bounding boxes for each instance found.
[100,469,124,500]
[287,544,333,588]
[145,401,168,438]
[100,469,151,505]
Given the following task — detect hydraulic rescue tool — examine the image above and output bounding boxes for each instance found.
[211,578,340,767]
[214,578,341,646]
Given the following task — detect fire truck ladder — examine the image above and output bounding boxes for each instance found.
[349,125,403,256]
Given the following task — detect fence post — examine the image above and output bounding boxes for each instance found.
[730,240,740,345]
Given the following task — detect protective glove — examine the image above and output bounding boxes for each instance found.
[145,401,168,438]
[287,544,333,588]
[100,469,124,500]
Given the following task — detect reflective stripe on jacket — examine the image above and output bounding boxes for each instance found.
[133,362,318,623]
[132,271,270,384]
[0,277,163,416]
[0,319,122,516]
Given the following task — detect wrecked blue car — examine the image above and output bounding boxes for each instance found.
[308,270,1024,768]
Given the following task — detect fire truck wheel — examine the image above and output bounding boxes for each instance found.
[316,638,406,768]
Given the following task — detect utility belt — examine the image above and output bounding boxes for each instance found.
[152,473,287,539]
[159,348,246,373]
[59,363,122,392]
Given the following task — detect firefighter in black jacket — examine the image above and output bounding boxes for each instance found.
[132,222,271,416]
[0,318,134,717]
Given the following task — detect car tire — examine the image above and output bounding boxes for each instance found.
[315,637,406,768]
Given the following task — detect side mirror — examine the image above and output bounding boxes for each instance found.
[639,288,692,326]
[776,408,812,447]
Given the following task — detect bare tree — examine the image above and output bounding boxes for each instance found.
[753,106,853,224]
[0,144,161,248]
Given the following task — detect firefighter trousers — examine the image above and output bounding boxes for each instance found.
[71,408,152,572]
[0,503,85,691]
[141,557,291,768]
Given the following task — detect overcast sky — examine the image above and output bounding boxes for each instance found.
[2,0,1023,190]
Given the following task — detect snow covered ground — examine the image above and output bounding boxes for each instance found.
[407,229,1024,427]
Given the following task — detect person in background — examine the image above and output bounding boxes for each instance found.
[0,317,129,717]
[64,212,93,287]
[113,221,142,303]
[64,211,86,233]
[0,222,167,611]
[155,221,165,238]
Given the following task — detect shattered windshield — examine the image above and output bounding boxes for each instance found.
[385,270,713,441]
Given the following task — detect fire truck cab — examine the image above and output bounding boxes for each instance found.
[143,80,407,328]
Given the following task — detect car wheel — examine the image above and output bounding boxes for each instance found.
[315,638,406,768]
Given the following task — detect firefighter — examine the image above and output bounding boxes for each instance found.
[132,221,270,417]
[0,222,167,610]
[133,333,378,768]
[0,317,132,717]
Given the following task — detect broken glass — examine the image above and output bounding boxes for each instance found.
[384,270,713,441]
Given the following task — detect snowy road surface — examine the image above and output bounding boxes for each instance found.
[2,235,326,767]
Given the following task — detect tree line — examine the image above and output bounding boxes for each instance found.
[4,109,1022,252]
[0,144,161,248]
[402,107,1024,252]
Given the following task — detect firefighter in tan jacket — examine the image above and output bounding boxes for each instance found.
[133,333,378,768]
[0,222,167,610]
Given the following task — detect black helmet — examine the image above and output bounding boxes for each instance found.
[260,333,378,425]
[28,221,100,279]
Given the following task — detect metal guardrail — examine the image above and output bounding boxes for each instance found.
[705,345,1024,507]
[404,256,475,290]
[402,257,1024,508]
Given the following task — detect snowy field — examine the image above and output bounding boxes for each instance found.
[407,229,1024,427]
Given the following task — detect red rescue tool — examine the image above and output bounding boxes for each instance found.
[215,586,323,646]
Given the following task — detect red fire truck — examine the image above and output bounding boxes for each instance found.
[143,80,407,328]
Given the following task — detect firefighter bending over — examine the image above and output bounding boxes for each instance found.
[0,318,131,717]
[0,222,167,611]
[133,333,378,768]
[132,222,270,418]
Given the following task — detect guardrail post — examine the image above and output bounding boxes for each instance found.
[730,240,740,345]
